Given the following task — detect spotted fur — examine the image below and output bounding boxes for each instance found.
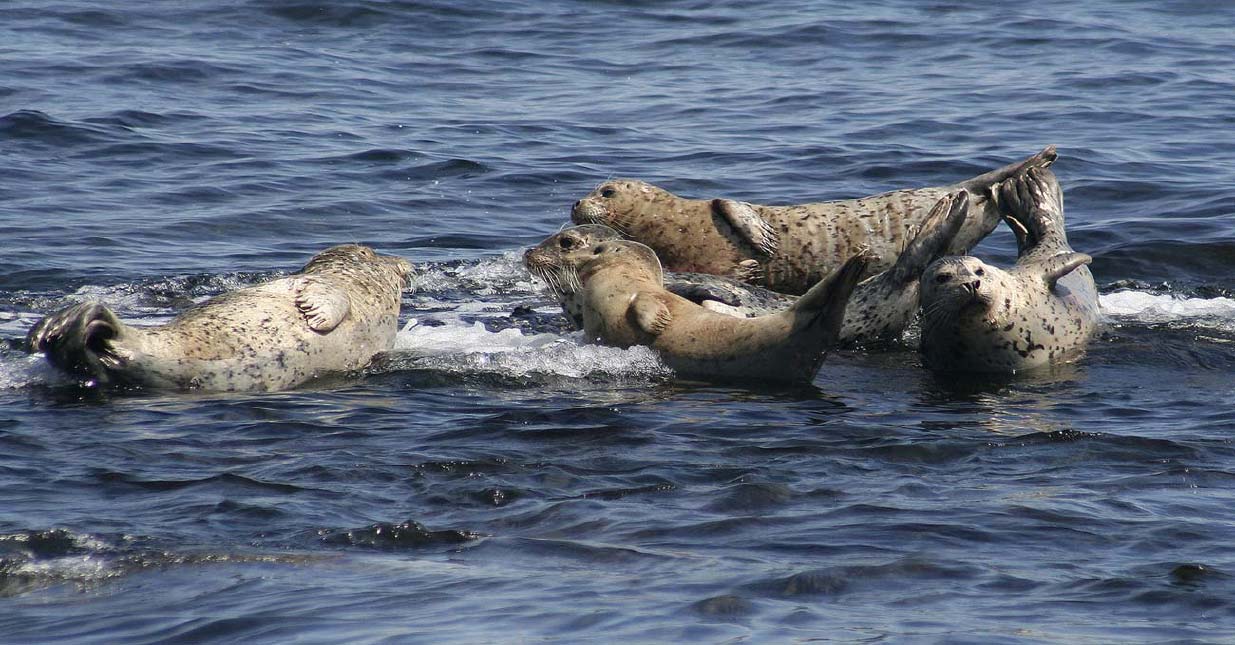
[918,168,1101,373]
[570,147,1057,295]
[26,245,412,391]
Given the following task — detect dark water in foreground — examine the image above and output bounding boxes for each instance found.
[3,1,1235,642]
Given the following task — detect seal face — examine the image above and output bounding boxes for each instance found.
[919,168,1101,373]
[532,190,970,346]
[26,244,413,392]
[570,147,1057,295]
[549,238,869,383]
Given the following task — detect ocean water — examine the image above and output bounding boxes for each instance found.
[3,1,1235,642]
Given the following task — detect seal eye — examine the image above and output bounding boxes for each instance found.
[935,273,952,284]
[559,237,574,250]
[975,267,985,277]
[601,188,616,198]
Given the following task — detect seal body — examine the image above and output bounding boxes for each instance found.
[918,168,1101,373]
[27,245,412,391]
[552,239,868,383]
[571,146,1056,295]
[529,190,968,345]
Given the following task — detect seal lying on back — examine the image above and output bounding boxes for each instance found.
[571,146,1056,294]
[918,167,1101,373]
[528,191,970,345]
[27,245,413,391]
[543,238,869,383]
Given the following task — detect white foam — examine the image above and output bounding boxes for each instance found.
[385,319,670,380]
[413,251,539,296]
[1100,291,1235,323]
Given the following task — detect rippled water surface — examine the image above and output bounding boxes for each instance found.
[3,1,1235,642]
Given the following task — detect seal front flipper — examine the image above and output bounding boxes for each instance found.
[628,292,673,335]
[26,301,126,384]
[712,199,779,257]
[293,276,352,332]
[1035,252,1092,290]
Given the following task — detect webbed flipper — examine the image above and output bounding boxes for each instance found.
[712,199,779,257]
[293,276,351,332]
[628,292,673,335]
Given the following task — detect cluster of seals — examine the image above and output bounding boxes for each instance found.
[571,146,1057,295]
[527,190,970,346]
[26,244,412,392]
[554,238,869,383]
[918,167,1101,373]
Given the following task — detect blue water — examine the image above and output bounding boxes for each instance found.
[3,1,1235,642]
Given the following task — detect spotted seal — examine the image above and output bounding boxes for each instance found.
[571,146,1056,294]
[918,167,1101,373]
[26,244,412,391]
[529,190,969,346]
[543,238,869,383]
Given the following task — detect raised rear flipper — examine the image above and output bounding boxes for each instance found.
[26,301,126,384]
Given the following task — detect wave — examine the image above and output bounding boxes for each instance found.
[1100,291,1235,330]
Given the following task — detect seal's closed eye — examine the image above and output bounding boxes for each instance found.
[934,273,952,284]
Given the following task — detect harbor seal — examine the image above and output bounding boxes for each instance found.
[571,146,1056,294]
[918,167,1101,373]
[524,224,796,328]
[528,190,969,346]
[546,238,869,383]
[26,244,412,391]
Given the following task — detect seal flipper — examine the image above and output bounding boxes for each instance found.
[628,292,673,335]
[997,167,1066,255]
[789,253,871,341]
[956,145,1058,194]
[885,191,969,286]
[712,199,779,257]
[1037,252,1092,290]
[293,276,351,332]
[26,301,126,384]
[664,280,741,308]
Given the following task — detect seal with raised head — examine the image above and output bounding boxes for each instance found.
[554,238,869,383]
[529,190,970,346]
[571,146,1056,294]
[524,224,796,328]
[27,244,413,391]
[918,167,1101,373]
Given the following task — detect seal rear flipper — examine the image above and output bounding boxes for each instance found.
[1034,252,1092,289]
[628,292,673,335]
[955,145,1058,195]
[790,253,871,340]
[886,191,969,286]
[712,199,779,257]
[26,301,125,384]
[293,276,352,332]
[997,167,1066,254]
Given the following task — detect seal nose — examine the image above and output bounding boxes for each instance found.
[968,279,981,293]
